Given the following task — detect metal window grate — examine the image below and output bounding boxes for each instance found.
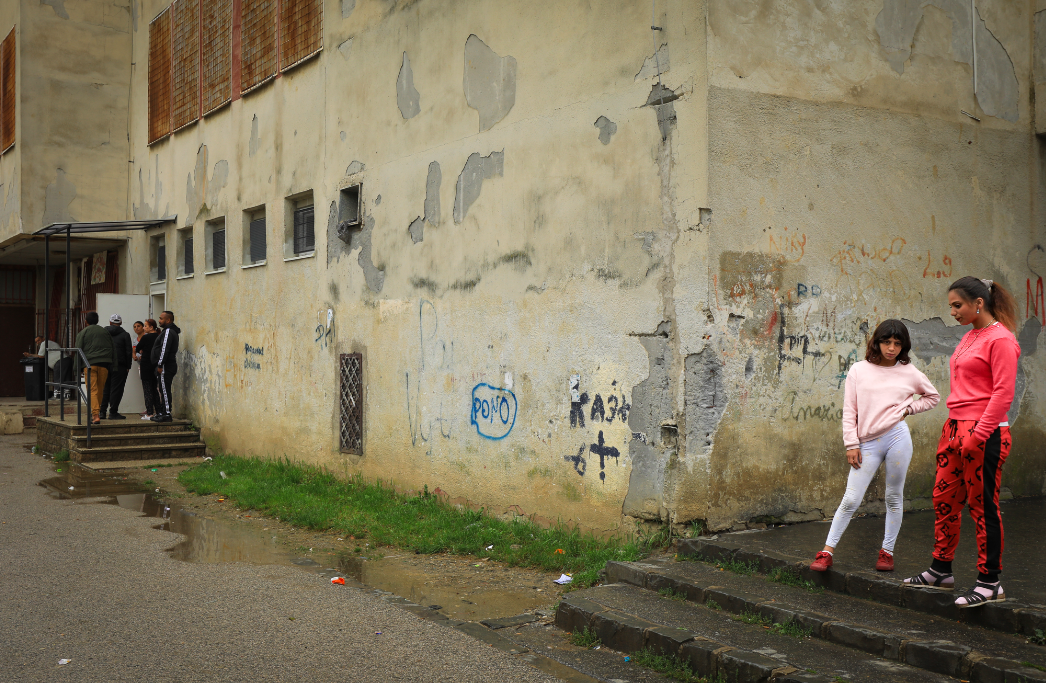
[212,229,226,269]
[249,217,266,263]
[293,205,314,254]
[171,0,200,131]
[241,0,277,93]
[157,245,167,281]
[148,9,172,144]
[184,236,194,274]
[0,28,15,153]
[0,267,34,305]
[201,0,232,115]
[339,353,362,454]
[280,0,322,71]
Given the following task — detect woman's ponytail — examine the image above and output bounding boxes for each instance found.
[948,276,1019,334]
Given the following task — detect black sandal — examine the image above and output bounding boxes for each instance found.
[955,581,1005,608]
[902,567,954,591]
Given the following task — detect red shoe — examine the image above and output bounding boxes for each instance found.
[876,549,894,572]
[810,551,833,572]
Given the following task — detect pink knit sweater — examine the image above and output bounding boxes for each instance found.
[842,360,940,449]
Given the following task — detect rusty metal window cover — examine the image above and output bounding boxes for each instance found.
[280,0,322,72]
[340,353,362,454]
[148,9,173,144]
[0,28,14,154]
[241,0,277,94]
[201,0,232,115]
[171,0,200,131]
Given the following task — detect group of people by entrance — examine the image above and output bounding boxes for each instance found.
[810,276,1020,610]
[64,310,181,425]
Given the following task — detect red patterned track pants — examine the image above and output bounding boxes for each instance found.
[932,419,1011,575]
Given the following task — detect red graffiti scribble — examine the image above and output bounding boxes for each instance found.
[923,250,953,279]
[765,309,778,337]
[1027,277,1044,322]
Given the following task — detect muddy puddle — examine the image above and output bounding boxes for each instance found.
[39,465,555,622]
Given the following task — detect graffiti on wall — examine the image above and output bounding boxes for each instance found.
[315,308,335,351]
[470,383,517,439]
[244,343,263,370]
[569,374,630,428]
[406,299,455,450]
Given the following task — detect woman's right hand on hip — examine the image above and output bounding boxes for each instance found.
[847,448,862,469]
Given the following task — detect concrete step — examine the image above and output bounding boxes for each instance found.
[556,582,971,683]
[678,536,1046,640]
[39,417,194,436]
[72,443,206,463]
[70,431,203,448]
[592,557,1046,682]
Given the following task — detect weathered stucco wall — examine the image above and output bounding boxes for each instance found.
[123,0,1044,534]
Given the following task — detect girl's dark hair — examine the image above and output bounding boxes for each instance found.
[865,319,912,365]
[948,276,1018,334]
[145,318,158,330]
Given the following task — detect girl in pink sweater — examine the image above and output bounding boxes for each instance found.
[904,277,1020,608]
[810,319,940,573]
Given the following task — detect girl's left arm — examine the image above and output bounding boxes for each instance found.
[907,367,941,415]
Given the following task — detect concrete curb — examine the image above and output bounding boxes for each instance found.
[603,560,1041,683]
[678,537,1046,638]
[555,591,825,683]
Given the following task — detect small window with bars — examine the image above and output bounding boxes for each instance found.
[177,227,194,276]
[157,245,167,281]
[205,218,227,272]
[339,353,362,454]
[293,204,314,255]
[247,210,266,264]
[184,236,194,275]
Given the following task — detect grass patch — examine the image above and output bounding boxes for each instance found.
[630,648,722,682]
[569,627,600,649]
[53,450,70,463]
[142,479,156,488]
[143,463,176,469]
[657,587,687,602]
[771,621,812,639]
[733,610,771,627]
[715,559,758,576]
[706,599,721,611]
[1024,661,1046,672]
[178,454,647,576]
[1029,629,1046,646]
[768,566,824,593]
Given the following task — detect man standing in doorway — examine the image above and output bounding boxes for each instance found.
[101,314,133,419]
[151,311,180,422]
[74,311,115,425]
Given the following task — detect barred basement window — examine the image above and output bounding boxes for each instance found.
[148,9,172,144]
[171,0,200,131]
[0,28,15,154]
[201,0,232,115]
[248,210,266,264]
[293,204,314,254]
[339,353,362,454]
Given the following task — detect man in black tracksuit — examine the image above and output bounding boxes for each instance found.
[100,314,133,419]
[150,310,181,422]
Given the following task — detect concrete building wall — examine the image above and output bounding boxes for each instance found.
[125,0,1044,534]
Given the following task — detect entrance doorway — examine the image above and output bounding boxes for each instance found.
[0,306,36,396]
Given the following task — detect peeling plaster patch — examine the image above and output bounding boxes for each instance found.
[408,216,424,244]
[340,131,346,141]
[185,146,208,225]
[685,349,727,455]
[326,200,340,267]
[338,38,353,60]
[1010,317,1042,424]
[424,161,441,226]
[43,169,77,226]
[346,160,365,176]
[134,155,166,220]
[901,317,965,362]
[341,0,355,19]
[249,116,260,157]
[349,214,385,292]
[40,0,69,19]
[623,324,673,520]
[875,0,1018,121]
[463,35,517,132]
[635,43,669,81]
[397,52,421,119]
[645,83,680,140]
[454,151,503,224]
[374,195,381,206]
[206,160,229,210]
[594,116,617,145]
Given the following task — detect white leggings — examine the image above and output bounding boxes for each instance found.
[825,421,912,554]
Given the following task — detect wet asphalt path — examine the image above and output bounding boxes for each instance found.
[0,434,556,682]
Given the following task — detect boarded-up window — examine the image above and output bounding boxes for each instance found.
[171,0,200,131]
[148,10,173,144]
[280,0,322,71]
[201,0,232,115]
[241,0,276,94]
[0,28,15,153]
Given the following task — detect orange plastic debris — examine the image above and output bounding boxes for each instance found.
[555,549,565,554]
[331,577,345,585]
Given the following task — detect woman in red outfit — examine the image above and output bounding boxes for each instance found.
[903,276,1020,608]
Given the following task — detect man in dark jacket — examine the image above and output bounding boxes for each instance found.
[100,314,133,419]
[74,311,115,424]
[151,310,180,422]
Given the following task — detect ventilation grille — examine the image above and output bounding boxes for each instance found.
[171,0,200,131]
[280,0,322,71]
[249,217,266,263]
[212,229,226,270]
[148,9,173,144]
[201,0,232,115]
[340,353,362,454]
[241,0,277,93]
[0,28,15,153]
[184,236,194,275]
[293,205,314,254]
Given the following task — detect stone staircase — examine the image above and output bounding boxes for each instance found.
[36,416,206,463]
[553,541,1046,682]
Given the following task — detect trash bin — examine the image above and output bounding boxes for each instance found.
[21,357,46,401]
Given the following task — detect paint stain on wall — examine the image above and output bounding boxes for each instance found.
[425,161,441,226]
[594,116,618,145]
[397,52,421,119]
[463,35,517,132]
[454,150,503,224]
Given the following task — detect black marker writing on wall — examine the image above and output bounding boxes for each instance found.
[564,430,621,481]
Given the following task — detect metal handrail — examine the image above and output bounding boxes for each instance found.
[43,347,94,448]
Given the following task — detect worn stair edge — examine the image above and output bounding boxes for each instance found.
[605,560,1040,682]
[555,592,824,683]
[70,432,203,444]
[677,537,1046,638]
[72,444,206,463]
